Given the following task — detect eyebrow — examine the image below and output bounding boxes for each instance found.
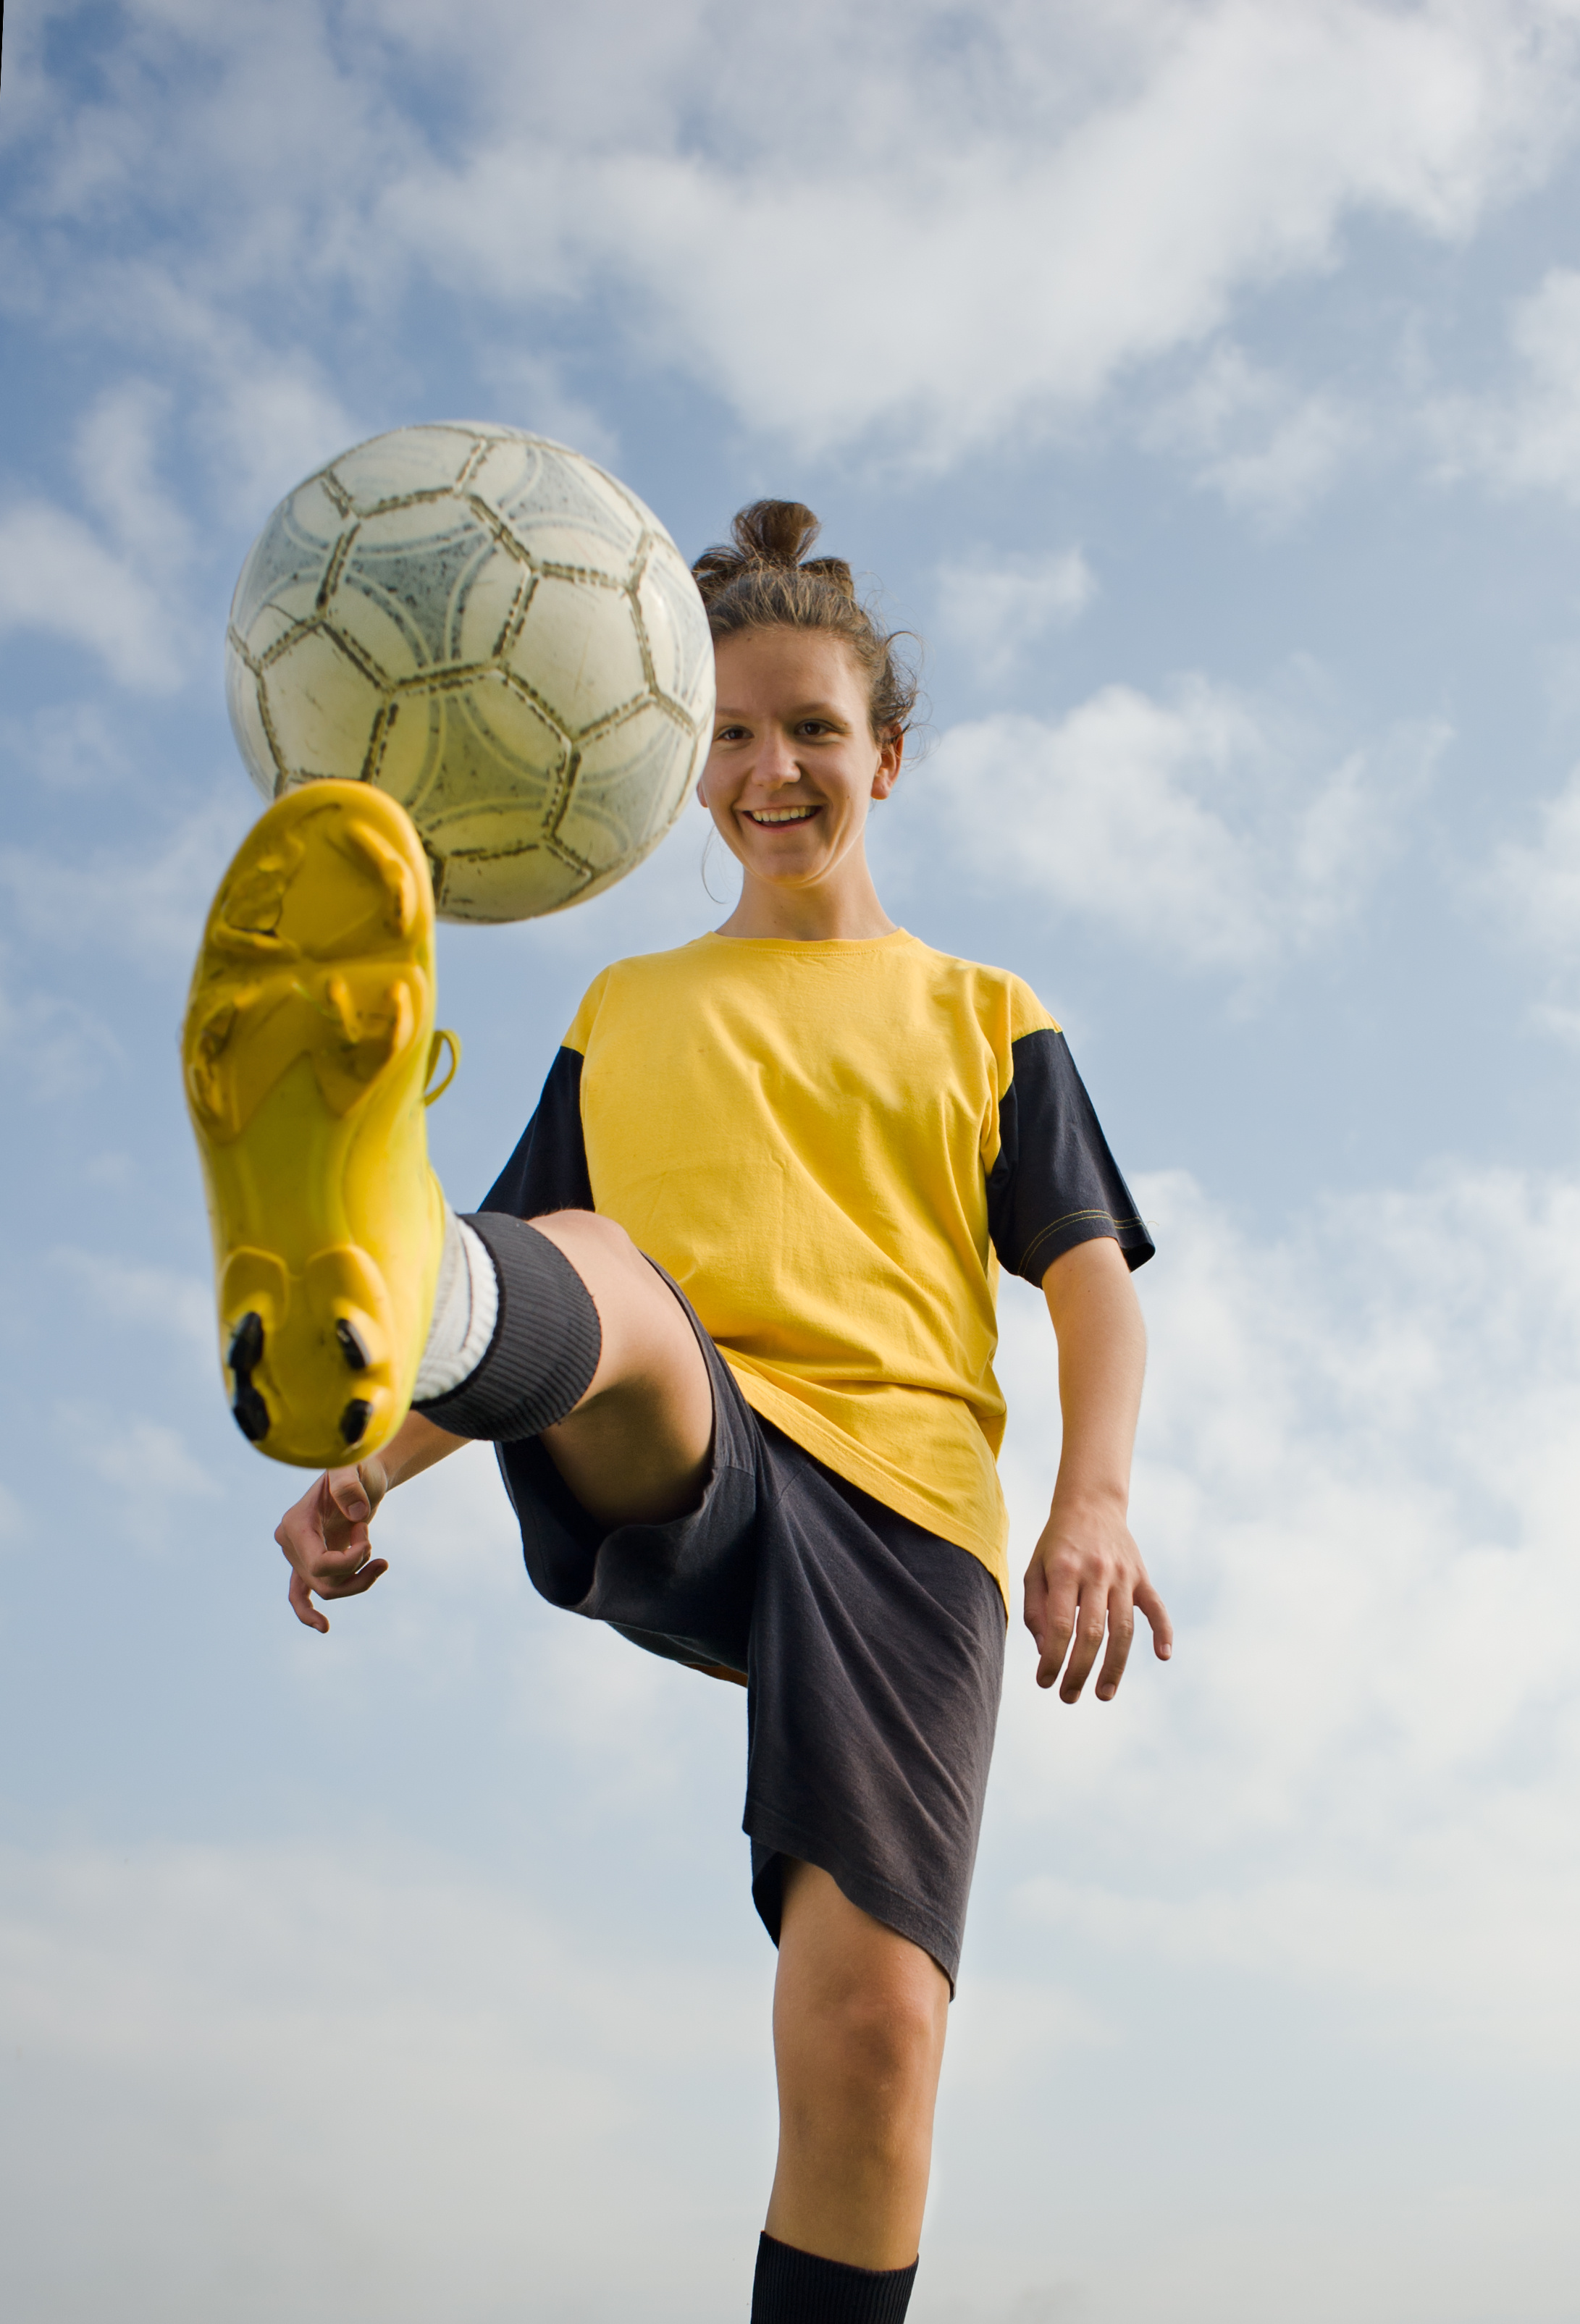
[713,699,851,722]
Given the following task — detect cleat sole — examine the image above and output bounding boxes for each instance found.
[183,783,448,1468]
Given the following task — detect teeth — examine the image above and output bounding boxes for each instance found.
[747,807,817,823]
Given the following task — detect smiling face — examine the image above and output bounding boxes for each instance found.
[699,626,904,935]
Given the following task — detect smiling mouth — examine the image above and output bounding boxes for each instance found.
[744,806,819,825]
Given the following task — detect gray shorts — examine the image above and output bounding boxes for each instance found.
[495,1279,1007,1987]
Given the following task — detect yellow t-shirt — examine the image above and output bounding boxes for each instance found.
[483,931,1151,1605]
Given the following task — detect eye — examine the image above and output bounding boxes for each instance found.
[714,722,749,742]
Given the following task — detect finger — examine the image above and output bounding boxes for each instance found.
[275,1491,355,1573]
[312,1557,388,1601]
[305,1533,377,1578]
[1135,1577,1174,1660]
[1022,1559,1049,1651]
[1093,1590,1135,1701]
[277,1517,364,1596]
[303,1489,376,1570]
[1034,1577,1077,1691]
[288,1568,329,1633]
[1059,1590,1109,1703]
[275,1483,334,1565]
[325,1463,374,1525]
[277,1516,344,1582]
[276,1517,379,1626]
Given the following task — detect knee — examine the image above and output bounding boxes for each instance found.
[800,1969,945,2105]
[526,1208,644,1293]
[522,1211,703,1428]
[527,1208,630,1260]
[851,1979,942,2084]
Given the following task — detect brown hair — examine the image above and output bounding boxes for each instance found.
[692,500,920,738]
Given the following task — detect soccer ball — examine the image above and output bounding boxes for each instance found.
[224,422,715,923]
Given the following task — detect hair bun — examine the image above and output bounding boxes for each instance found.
[693,499,856,606]
[735,499,820,567]
[690,499,919,737]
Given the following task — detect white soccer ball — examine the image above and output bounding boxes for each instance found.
[224,422,715,923]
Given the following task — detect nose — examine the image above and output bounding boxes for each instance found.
[754,728,801,785]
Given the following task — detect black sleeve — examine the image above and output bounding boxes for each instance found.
[479,1046,594,1218]
[986,1028,1154,1286]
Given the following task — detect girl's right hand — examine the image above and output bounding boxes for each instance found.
[273,1459,390,1632]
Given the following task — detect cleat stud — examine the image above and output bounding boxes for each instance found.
[334,1317,370,1370]
[227,1310,269,1443]
[340,1397,373,1447]
[232,1381,270,1443]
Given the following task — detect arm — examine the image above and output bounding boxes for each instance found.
[273,1410,467,1633]
[1023,1235,1172,1701]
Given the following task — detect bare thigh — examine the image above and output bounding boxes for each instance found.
[528,1211,715,1528]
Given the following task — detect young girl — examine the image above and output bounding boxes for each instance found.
[188,500,1171,2324]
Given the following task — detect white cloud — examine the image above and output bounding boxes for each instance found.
[990,1161,1580,2062]
[0,1837,772,2324]
[78,1418,217,1502]
[907,679,1444,970]
[12,3,1580,465]
[940,1973,1113,2091]
[53,1250,216,1365]
[75,379,193,573]
[192,341,358,523]
[0,788,256,968]
[0,500,183,692]
[10,1161,1580,2315]
[1493,763,1580,948]
[69,1412,222,1550]
[1,700,135,792]
[1434,265,1580,500]
[0,379,196,691]
[86,282,358,525]
[371,0,1580,458]
[1486,762,1580,1037]
[0,955,123,1103]
[933,549,1097,683]
[478,348,622,470]
[1149,342,1365,524]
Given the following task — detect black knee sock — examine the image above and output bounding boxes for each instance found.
[412,1211,600,1441]
[750,2234,917,2323]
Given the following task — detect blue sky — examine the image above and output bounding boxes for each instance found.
[5,4,1580,2318]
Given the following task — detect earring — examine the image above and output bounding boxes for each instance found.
[701,826,728,906]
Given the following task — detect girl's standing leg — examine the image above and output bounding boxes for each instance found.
[764,1861,947,2273]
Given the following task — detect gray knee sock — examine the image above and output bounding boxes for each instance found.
[413,1211,600,1442]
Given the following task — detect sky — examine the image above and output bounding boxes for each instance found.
[4,2,1580,2318]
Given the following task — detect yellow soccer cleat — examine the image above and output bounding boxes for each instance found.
[182,781,457,1468]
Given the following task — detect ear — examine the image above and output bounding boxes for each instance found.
[870,725,904,801]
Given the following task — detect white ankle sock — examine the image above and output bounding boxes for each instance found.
[413,1205,500,1402]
